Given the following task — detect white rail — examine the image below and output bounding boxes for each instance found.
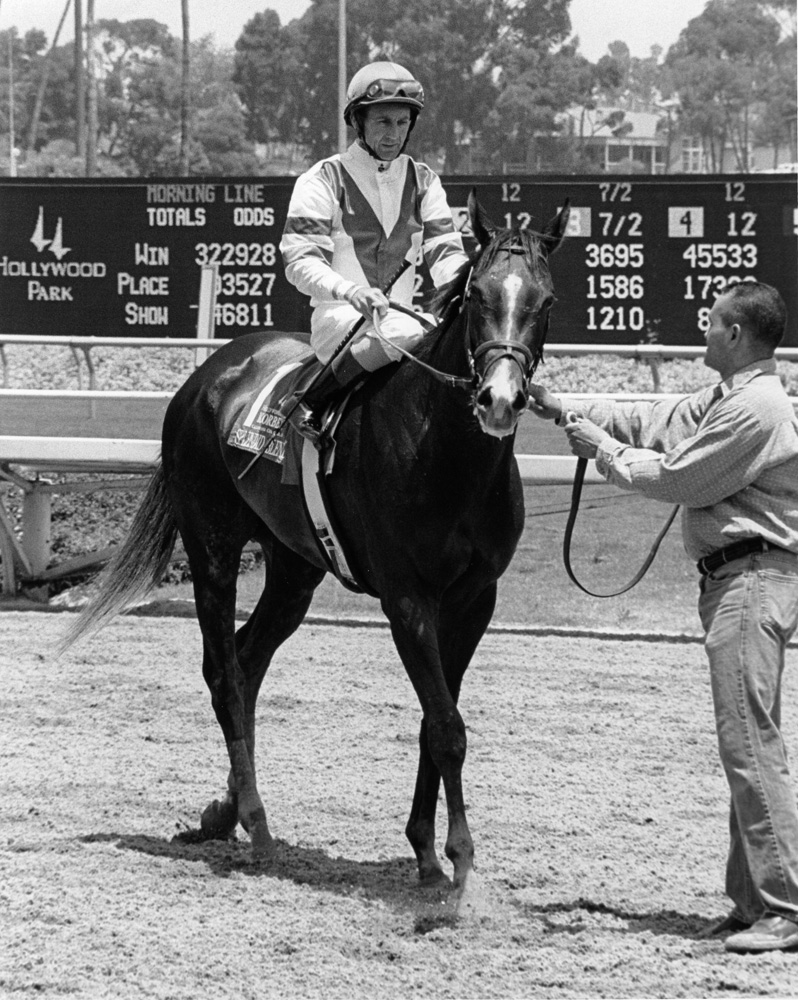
[1,356,796,593]
[0,433,596,594]
[0,437,600,483]
[0,333,797,362]
[0,335,227,348]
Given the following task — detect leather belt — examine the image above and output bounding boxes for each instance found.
[697,537,795,575]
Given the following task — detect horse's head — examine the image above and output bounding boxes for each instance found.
[465,191,569,438]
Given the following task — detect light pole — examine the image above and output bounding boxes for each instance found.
[7,31,16,176]
[337,0,346,154]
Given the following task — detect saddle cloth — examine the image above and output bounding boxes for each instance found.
[226,355,314,483]
[227,355,373,595]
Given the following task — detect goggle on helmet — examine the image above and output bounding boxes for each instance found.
[343,62,425,125]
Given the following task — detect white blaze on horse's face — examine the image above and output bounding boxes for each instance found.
[473,271,536,439]
[502,274,525,330]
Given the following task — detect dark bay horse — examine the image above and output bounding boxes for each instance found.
[63,193,569,914]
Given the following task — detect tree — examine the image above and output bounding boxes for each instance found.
[105,34,258,175]
[231,0,574,171]
[283,0,371,162]
[25,0,72,155]
[364,0,499,169]
[594,42,630,104]
[14,17,259,176]
[187,41,261,174]
[665,0,787,170]
[0,27,47,166]
[233,10,301,144]
[754,32,797,164]
[480,42,595,171]
[754,2,797,164]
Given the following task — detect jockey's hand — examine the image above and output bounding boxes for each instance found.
[527,383,563,421]
[564,416,612,460]
[349,286,390,321]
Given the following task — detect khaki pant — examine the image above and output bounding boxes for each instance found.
[698,549,798,922]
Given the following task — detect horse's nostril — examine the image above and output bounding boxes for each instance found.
[476,387,493,408]
[512,390,527,411]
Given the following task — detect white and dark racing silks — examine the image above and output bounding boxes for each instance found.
[280,142,468,359]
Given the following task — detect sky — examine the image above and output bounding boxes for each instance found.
[0,0,711,62]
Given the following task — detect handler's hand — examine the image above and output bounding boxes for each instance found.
[527,383,563,421]
[564,416,612,460]
[349,286,390,321]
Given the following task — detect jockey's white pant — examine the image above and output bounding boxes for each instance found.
[310,303,434,372]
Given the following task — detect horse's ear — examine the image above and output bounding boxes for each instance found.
[541,199,570,256]
[467,188,495,248]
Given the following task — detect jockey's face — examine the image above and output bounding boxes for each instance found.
[361,103,412,161]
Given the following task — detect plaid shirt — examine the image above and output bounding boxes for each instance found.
[562,359,798,562]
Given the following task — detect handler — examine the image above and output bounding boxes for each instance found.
[529,281,798,953]
[279,60,468,440]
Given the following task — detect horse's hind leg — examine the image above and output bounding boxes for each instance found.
[201,537,324,845]
[177,521,265,850]
[164,464,268,858]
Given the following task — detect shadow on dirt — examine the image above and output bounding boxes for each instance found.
[79,831,711,939]
[80,829,452,920]
[518,897,708,940]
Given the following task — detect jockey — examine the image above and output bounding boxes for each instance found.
[279,60,469,440]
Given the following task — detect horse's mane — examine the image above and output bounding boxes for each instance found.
[416,225,549,362]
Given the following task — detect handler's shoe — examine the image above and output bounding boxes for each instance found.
[724,914,798,952]
[698,912,750,939]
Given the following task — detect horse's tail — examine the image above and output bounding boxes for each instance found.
[57,464,178,655]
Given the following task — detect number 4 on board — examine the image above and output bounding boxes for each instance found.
[668,207,705,238]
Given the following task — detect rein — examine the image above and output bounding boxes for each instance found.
[563,382,725,596]
[563,452,680,598]
[373,302,475,390]
[372,311,539,393]
[375,237,547,393]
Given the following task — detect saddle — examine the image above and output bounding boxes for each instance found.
[226,354,376,597]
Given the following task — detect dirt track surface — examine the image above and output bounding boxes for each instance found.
[2,611,798,999]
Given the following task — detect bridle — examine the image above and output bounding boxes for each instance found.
[464,239,552,398]
[373,238,552,400]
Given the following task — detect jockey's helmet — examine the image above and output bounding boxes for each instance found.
[343,61,425,127]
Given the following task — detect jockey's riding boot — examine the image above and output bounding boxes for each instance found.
[292,352,367,443]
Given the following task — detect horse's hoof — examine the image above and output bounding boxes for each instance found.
[419,866,450,889]
[249,821,275,863]
[453,870,494,921]
[200,798,238,840]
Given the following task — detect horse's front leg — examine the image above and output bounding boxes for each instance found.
[406,716,448,886]
[385,596,475,903]
[436,584,499,913]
